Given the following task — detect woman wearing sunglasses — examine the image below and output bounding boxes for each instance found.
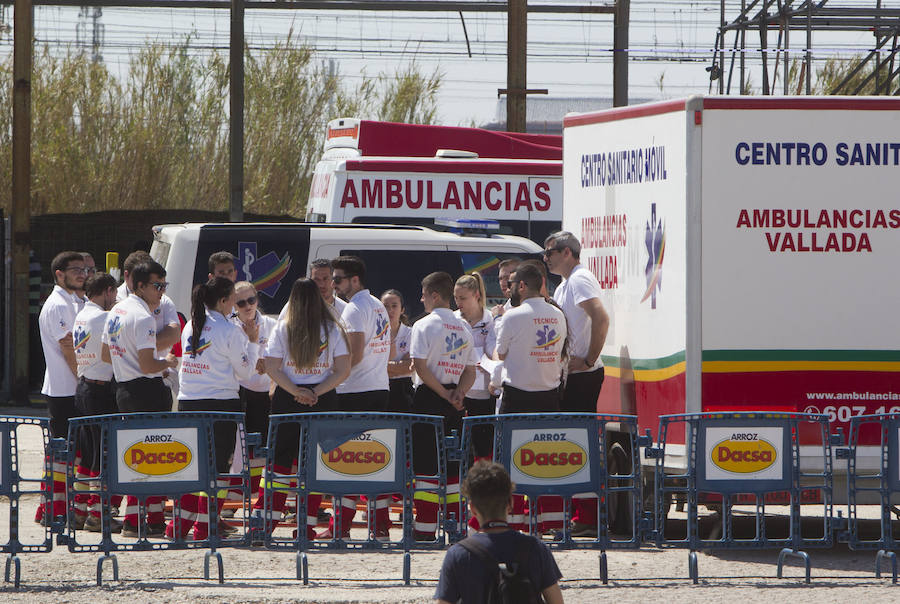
[251,278,351,539]
[230,281,278,498]
[166,276,260,541]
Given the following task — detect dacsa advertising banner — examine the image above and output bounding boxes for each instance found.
[315,429,397,483]
[509,428,591,487]
[116,428,200,483]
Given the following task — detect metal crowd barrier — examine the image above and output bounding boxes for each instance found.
[63,412,253,585]
[460,413,647,584]
[0,416,53,589]
[648,412,836,584]
[259,411,446,585]
[838,412,900,583]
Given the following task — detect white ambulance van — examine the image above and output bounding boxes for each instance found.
[150,222,543,320]
[304,118,563,245]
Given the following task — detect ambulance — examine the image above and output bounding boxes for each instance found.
[150,222,544,321]
[562,96,900,504]
[304,118,563,245]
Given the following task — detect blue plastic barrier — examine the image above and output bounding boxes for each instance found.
[460,413,647,584]
[259,412,446,585]
[0,416,53,589]
[838,412,900,583]
[648,412,837,584]
[64,412,254,585]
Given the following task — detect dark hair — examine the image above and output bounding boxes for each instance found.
[461,461,514,522]
[519,258,547,282]
[208,251,236,274]
[513,262,543,293]
[51,251,84,276]
[332,255,366,285]
[285,278,348,369]
[85,272,117,298]
[131,260,166,290]
[498,257,521,272]
[422,271,453,302]
[309,258,332,272]
[123,250,152,275]
[381,288,410,326]
[189,277,235,357]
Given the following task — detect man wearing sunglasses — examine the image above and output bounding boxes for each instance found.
[36,251,87,526]
[102,260,178,538]
[543,230,610,538]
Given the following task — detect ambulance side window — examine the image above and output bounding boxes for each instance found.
[340,249,461,320]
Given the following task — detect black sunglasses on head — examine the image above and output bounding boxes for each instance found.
[235,295,258,308]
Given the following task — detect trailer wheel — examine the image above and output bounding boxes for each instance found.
[607,442,632,535]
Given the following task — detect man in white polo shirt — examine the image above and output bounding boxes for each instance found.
[410,271,476,541]
[103,259,178,538]
[73,272,122,533]
[496,261,568,534]
[544,230,610,538]
[310,258,347,316]
[36,250,86,525]
[321,255,392,539]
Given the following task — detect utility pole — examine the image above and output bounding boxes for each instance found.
[506,0,527,132]
[613,0,630,106]
[229,0,244,222]
[11,0,32,404]
[76,6,104,63]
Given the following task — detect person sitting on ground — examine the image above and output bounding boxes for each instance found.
[435,460,564,604]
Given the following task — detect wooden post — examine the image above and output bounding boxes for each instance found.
[229,0,244,222]
[613,0,629,106]
[506,0,526,132]
[11,0,32,403]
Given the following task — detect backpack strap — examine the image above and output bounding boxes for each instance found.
[458,536,500,569]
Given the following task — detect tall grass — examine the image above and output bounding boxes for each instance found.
[0,37,442,216]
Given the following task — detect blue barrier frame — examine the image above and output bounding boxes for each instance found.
[0,416,53,589]
[460,413,647,584]
[259,412,446,586]
[64,412,253,585]
[839,412,900,584]
[648,412,836,584]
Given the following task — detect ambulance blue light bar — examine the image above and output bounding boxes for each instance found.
[434,218,500,234]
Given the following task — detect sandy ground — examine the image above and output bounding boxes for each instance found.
[3,405,899,603]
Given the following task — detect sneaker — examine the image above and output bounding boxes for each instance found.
[121,522,140,538]
[146,522,167,538]
[84,515,123,534]
[569,521,598,538]
[220,508,236,519]
[375,526,391,542]
[71,514,87,531]
[315,527,350,540]
[217,521,239,536]
[413,531,436,542]
[316,508,331,524]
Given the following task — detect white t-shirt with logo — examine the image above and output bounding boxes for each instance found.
[178,309,260,400]
[410,307,475,387]
[39,285,80,396]
[454,308,496,400]
[265,319,349,386]
[389,322,412,382]
[336,289,391,394]
[552,264,604,373]
[496,297,567,392]
[74,300,114,381]
[231,310,278,393]
[116,285,179,353]
[103,294,161,382]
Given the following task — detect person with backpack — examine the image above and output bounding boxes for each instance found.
[435,460,564,604]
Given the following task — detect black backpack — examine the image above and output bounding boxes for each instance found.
[457,533,544,604]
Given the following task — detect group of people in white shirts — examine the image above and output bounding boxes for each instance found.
[38,229,610,542]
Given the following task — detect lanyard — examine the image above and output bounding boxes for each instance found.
[482,520,509,530]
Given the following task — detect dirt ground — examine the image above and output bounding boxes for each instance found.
[3,406,899,603]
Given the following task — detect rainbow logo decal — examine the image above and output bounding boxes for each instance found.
[238,242,293,298]
[641,202,666,308]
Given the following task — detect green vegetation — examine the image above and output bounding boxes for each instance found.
[788,55,900,96]
[0,37,442,216]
